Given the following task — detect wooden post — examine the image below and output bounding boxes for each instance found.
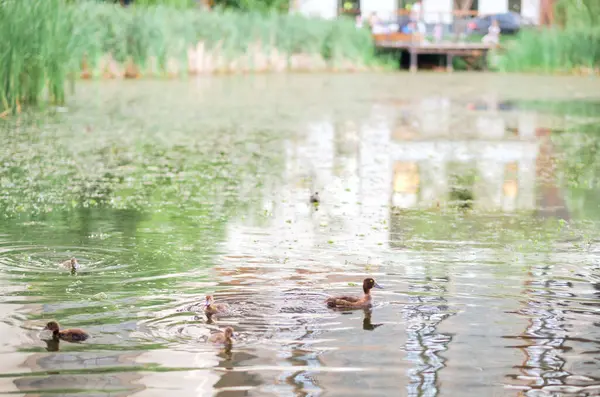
[482,50,488,71]
[410,49,417,73]
[540,0,555,26]
[447,53,454,72]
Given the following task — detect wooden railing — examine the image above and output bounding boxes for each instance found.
[372,33,424,44]
[339,9,480,18]
[365,9,485,45]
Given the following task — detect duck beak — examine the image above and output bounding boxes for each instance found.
[374,282,383,289]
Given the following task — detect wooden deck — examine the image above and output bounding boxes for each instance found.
[373,33,494,72]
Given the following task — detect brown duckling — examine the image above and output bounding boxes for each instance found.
[208,326,235,345]
[204,295,229,315]
[310,192,320,204]
[325,278,383,309]
[44,321,89,342]
[60,258,79,273]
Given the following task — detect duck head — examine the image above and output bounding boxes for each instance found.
[204,295,214,308]
[363,278,383,294]
[44,321,60,332]
[70,258,79,271]
[224,326,235,339]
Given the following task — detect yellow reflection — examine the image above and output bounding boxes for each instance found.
[392,128,417,141]
[502,162,519,198]
[393,162,420,194]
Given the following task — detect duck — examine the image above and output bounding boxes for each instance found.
[44,321,89,342]
[208,326,235,345]
[60,258,79,273]
[325,278,383,309]
[204,295,229,315]
[310,192,320,204]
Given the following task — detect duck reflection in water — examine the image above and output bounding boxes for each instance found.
[334,307,384,331]
[204,313,215,324]
[362,309,383,331]
[42,337,60,352]
[217,343,233,363]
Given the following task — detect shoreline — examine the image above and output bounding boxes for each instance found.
[79,51,384,79]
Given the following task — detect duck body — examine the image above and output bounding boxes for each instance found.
[204,295,229,315]
[326,294,372,309]
[325,278,383,309]
[44,321,89,342]
[208,326,234,345]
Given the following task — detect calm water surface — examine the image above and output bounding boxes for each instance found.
[0,74,600,397]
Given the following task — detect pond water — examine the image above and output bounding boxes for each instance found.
[0,74,600,397]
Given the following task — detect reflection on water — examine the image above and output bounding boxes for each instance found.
[0,75,599,396]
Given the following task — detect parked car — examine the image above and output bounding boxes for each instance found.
[467,12,523,35]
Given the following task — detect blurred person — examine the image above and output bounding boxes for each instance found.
[355,14,364,29]
[402,21,416,34]
[433,23,443,43]
[482,19,501,45]
[368,12,379,30]
[410,0,422,22]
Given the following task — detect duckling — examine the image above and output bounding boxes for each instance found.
[60,258,79,273]
[208,326,234,345]
[204,295,229,315]
[325,278,383,309]
[44,321,89,342]
[310,192,320,205]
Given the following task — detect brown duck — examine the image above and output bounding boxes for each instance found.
[60,258,79,273]
[310,192,320,204]
[44,321,89,342]
[204,295,229,315]
[208,326,235,345]
[325,278,383,309]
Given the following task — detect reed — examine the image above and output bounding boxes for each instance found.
[0,0,80,113]
[0,0,380,114]
[496,0,600,74]
[495,27,600,74]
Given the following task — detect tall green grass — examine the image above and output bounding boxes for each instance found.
[496,0,600,73]
[0,0,379,114]
[0,0,80,112]
[496,27,600,73]
[555,0,600,28]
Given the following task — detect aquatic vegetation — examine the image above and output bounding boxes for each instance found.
[0,106,282,219]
